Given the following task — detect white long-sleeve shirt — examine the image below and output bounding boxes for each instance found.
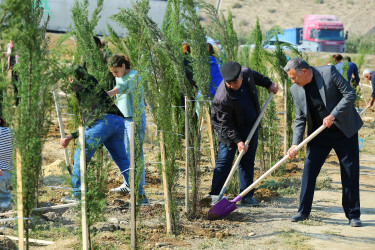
[0,127,13,171]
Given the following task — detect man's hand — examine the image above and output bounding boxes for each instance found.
[323,115,335,128]
[368,98,374,108]
[0,169,3,176]
[60,135,73,148]
[268,82,279,94]
[287,145,298,159]
[237,141,248,153]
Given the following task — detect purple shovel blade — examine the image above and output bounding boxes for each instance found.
[207,197,238,220]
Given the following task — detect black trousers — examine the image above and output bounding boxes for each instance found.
[298,128,360,219]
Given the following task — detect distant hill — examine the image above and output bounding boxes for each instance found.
[201,0,375,42]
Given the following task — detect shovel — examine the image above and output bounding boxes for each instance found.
[208,125,326,220]
[214,92,274,203]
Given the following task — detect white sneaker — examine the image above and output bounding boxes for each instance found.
[110,183,130,194]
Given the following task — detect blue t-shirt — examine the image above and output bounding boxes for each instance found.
[232,84,257,139]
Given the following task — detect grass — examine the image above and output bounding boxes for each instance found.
[258,177,301,196]
[232,3,242,8]
[299,212,329,226]
[323,230,343,237]
[29,219,78,240]
[315,177,332,190]
[280,228,311,249]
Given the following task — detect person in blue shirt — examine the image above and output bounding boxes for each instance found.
[106,55,148,205]
[363,68,375,108]
[333,54,360,85]
[196,43,223,115]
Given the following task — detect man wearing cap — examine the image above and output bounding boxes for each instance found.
[210,61,278,206]
[362,68,375,108]
[284,57,363,227]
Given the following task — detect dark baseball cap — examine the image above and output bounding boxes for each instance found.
[221,62,241,82]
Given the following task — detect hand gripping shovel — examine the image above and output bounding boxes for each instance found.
[214,92,274,203]
[208,125,326,220]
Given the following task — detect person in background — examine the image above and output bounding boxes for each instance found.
[0,117,13,212]
[60,65,130,203]
[284,57,362,227]
[106,55,148,205]
[196,43,223,115]
[210,61,278,206]
[3,40,19,105]
[344,56,360,86]
[362,68,375,108]
[197,43,223,99]
[333,54,360,86]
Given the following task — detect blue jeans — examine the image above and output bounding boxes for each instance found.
[124,113,146,195]
[210,130,258,198]
[0,170,12,210]
[72,114,130,197]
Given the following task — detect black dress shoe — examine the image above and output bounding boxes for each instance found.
[240,196,260,207]
[291,212,309,222]
[349,218,362,227]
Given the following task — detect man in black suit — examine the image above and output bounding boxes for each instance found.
[284,57,363,227]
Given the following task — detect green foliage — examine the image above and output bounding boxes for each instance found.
[199,1,238,62]
[0,0,55,247]
[111,0,186,233]
[249,19,282,170]
[345,34,375,54]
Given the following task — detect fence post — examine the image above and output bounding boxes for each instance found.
[284,80,288,156]
[52,86,72,175]
[160,131,172,234]
[16,151,24,250]
[79,126,89,250]
[184,96,189,214]
[130,122,136,249]
[205,107,216,168]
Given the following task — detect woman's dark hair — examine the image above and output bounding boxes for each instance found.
[207,43,215,56]
[182,43,191,54]
[73,65,89,81]
[0,117,6,127]
[108,55,131,69]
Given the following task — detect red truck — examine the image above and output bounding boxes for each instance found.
[302,15,345,52]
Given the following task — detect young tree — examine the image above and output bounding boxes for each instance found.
[0,0,54,248]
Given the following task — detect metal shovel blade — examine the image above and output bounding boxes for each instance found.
[207,197,238,220]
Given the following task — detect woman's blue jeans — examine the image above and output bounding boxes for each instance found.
[124,113,146,195]
[72,114,130,197]
[0,170,12,210]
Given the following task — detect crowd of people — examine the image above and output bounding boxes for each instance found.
[1,37,374,228]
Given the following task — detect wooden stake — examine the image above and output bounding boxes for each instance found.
[79,126,89,250]
[284,80,288,156]
[4,235,54,245]
[159,131,172,234]
[16,151,24,250]
[52,86,72,175]
[205,106,216,169]
[184,96,189,214]
[130,122,136,249]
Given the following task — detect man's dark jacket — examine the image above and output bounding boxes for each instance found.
[211,67,272,148]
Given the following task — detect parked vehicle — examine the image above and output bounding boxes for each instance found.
[302,15,345,52]
[268,15,345,52]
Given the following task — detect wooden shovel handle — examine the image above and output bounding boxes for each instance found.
[233,125,326,202]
